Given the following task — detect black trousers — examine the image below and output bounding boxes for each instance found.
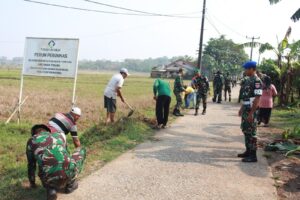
[258,108,272,124]
[156,95,171,126]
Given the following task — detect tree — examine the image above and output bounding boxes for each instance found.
[284,40,300,102]
[258,27,300,105]
[269,0,300,22]
[203,35,248,76]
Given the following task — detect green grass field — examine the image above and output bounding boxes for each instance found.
[271,107,300,130]
[0,69,186,200]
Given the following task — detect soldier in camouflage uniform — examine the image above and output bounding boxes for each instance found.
[238,61,262,163]
[173,68,185,116]
[192,70,210,115]
[224,72,232,102]
[212,71,224,103]
[26,124,86,200]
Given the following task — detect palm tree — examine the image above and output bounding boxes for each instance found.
[258,27,292,105]
[269,0,300,22]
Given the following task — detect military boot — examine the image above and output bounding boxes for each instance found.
[173,108,178,116]
[229,96,231,102]
[47,188,57,200]
[194,108,199,116]
[202,108,206,115]
[177,111,184,117]
[242,150,257,162]
[237,148,250,158]
[65,180,79,194]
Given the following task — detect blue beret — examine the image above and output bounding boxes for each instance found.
[243,61,257,69]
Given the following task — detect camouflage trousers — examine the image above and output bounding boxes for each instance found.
[224,86,231,101]
[195,93,207,110]
[241,107,257,151]
[42,147,86,190]
[174,91,183,110]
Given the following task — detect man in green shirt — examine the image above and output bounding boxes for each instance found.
[153,78,172,129]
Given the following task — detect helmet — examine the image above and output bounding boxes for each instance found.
[71,107,81,116]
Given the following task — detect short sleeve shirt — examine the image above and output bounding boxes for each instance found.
[104,73,124,99]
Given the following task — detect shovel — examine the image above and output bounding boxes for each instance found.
[124,101,135,117]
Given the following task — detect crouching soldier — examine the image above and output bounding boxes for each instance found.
[26,124,86,200]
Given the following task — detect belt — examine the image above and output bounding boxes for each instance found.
[243,101,251,105]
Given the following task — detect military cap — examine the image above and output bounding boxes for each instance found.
[243,61,257,69]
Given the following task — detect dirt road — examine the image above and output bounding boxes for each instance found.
[60,87,277,200]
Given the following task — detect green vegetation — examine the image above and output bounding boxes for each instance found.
[78,56,193,73]
[202,35,249,77]
[271,108,300,130]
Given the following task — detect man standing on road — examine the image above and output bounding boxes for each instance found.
[238,61,262,163]
[47,107,82,148]
[212,70,224,103]
[104,68,129,124]
[153,78,171,129]
[224,72,232,102]
[192,70,209,116]
[26,124,86,200]
[173,68,185,116]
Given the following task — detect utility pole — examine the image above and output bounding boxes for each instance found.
[246,36,260,61]
[197,0,207,70]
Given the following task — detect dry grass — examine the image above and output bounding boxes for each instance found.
[0,69,157,129]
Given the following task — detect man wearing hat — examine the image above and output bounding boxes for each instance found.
[26,124,86,200]
[104,68,129,124]
[212,70,224,103]
[173,68,185,116]
[238,61,262,162]
[192,69,210,115]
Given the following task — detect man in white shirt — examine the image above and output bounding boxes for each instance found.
[104,68,129,124]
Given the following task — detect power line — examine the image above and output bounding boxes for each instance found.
[206,11,245,38]
[83,0,169,16]
[24,0,200,18]
[205,15,221,35]
[84,0,202,17]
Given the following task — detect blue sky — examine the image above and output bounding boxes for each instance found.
[0,0,299,60]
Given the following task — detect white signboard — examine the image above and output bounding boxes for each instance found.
[23,37,79,78]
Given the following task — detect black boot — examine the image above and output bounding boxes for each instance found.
[177,110,184,117]
[229,96,231,102]
[242,150,257,162]
[47,188,57,200]
[65,180,79,194]
[237,148,250,158]
[173,108,178,116]
[212,98,216,102]
[202,108,206,115]
[194,108,199,116]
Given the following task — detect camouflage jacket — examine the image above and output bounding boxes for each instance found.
[193,75,209,94]
[224,75,232,87]
[26,131,77,186]
[213,74,224,88]
[240,75,262,102]
[173,75,185,93]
